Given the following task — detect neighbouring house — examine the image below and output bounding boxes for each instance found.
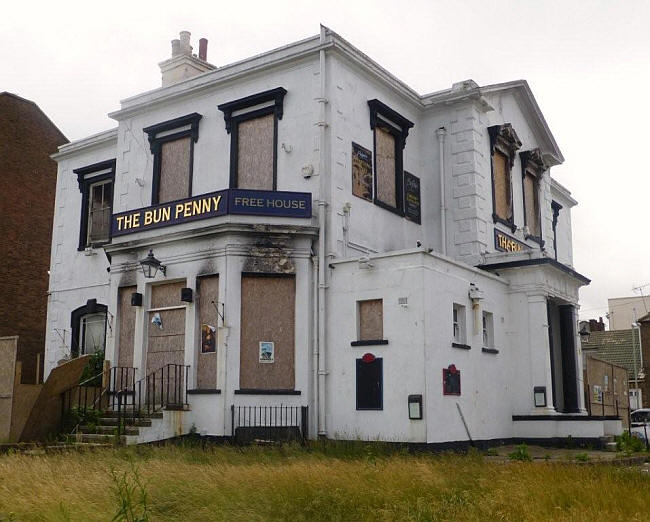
[607,296,649,331]
[43,27,619,447]
[0,93,67,442]
[579,317,606,334]
[582,329,645,410]
[582,356,629,428]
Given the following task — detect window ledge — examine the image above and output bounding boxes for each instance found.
[234,389,301,395]
[525,234,545,247]
[482,347,499,354]
[187,389,221,395]
[452,342,471,350]
[373,198,404,217]
[351,339,389,347]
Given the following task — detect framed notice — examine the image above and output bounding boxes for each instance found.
[259,341,275,363]
[201,324,216,353]
[404,172,421,224]
[351,142,372,201]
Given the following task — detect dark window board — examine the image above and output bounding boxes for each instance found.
[482,347,500,354]
[218,87,287,134]
[351,339,389,347]
[187,389,222,395]
[356,357,383,410]
[452,343,472,350]
[234,389,301,395]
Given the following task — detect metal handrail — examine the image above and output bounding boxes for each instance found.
[60,369,110,435]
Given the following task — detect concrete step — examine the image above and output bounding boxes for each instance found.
[79,433,127,445]
[100,411,163,419]
[604,442,618,452]
[98,417,152,427]
[80,425,140,436]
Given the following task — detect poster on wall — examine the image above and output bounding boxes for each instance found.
[351,142,372,201]
[593,385,603,404]
[404,172,421,224]
[259,341,275,363]
[201,324,216,353]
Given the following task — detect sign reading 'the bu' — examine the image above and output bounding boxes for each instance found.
[111,189,312,237]
[494,229,529,253]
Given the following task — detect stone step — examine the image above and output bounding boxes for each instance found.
[98,417,152,427]
[79,433,127,445]
[79,425,140,436]
[100,410,163,419]
[604,442,618,452]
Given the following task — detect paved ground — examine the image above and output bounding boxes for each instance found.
[485,444,648,465]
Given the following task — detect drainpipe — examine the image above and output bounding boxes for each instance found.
[316,25,329,437]
[436,127,447,256]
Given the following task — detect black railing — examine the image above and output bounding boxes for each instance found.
[114,364,189,436]
[231,405,308,443]
[61,370,109,433]
[108,366,137,410]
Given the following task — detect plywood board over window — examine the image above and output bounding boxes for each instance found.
[375,127,397,208]
[158,137,191,204]
[493,150,512,221]
[358,299,383,341]
[147,281,186,374]
[240,275,295,390]
[197,275,219,389]
[237,114,274,190]
[524,172,540,237]
[117,286,137,372]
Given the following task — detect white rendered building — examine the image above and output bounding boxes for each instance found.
[45,27,620,446]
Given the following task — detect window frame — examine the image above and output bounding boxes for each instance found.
[488,124,521,232]
[74,159,116,251]
[452,303,469,348]
[86,177,113,246]
[143,112,202,205]
[520,148,546,246]
[70,299,108,358]
[368,99,414,216]
[481,310,499,354]
[351,299,388,346]
[356,356,383,410]
[217,87,287,190]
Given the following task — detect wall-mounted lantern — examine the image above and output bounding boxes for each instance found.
[408,394,423,420]
[533,386,547,407]
[131,292,143,307]
[140,250,166,279]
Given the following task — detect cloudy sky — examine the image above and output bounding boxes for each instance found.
[3,0,649,322]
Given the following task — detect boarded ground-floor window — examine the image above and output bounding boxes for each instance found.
[358,299,383,341]
[197,275,219,389]
[147,281,186,374]
[240,274,296,390]
[356,356,383,410]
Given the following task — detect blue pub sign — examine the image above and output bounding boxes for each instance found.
[111,189,312,237]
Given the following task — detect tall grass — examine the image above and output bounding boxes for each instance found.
[0,443,647,521]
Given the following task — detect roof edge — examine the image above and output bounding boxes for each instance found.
[51,127,118,161]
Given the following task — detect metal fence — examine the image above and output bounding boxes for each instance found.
[231,405,308,443]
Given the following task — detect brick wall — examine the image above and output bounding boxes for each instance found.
[0,93,67,383]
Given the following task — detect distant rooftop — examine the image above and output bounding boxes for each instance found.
[582,329,643,380]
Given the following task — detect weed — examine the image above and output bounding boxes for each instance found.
[110,464,149,522]
[508,443,532,462]
[616,432,645,455]
[574,453,590,462]
[484,448,498,456]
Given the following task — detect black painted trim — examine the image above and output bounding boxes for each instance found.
[547,299,557,411]
[481,347,499,354]
[478,258,591,285]
[234,389,301,395]
[367,99,414,141]
[74,159,116,251]
[226,105,278,190]
[144,113,202,205]
[187,389,222,395]
[351,339,389,346]
[512,415,620,421]
[452,342,472,350]
[217,87,287,134]
[551,200,562,260]
[520,149,546,247]
[70,299,108,358]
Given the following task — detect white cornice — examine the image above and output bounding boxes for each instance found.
[551,178,578,207]
[51,127,118,161]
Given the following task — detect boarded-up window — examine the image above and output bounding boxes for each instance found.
[197,275,219,389]
[236,114,274,190]
[158,137,191,204]
[524,172,540,237]
[358,299,383,341]
[356,357,383,409]
[117,286,137,374]
[147,281,186,374]
[375,127,397,208]
[493,150,512,221]
[240,275,295,390]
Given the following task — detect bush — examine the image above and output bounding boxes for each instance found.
[508,443,532,462]
[616,432,645,455]
[62,407,103,432]
[574,453,590,462]
[79,349,105,385]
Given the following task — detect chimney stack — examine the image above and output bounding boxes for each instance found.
[159,31,216,87]
[199,38,208,61]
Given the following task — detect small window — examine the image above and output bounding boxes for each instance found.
[368,99,414,215]
[358,299,383,342]
[218,88,287,191]
[482,311,494,349]
[356,355,383,410]
[74,159,116,250]
[452,303,466,345]
[80,313,107,355]
[488,124,521,229]
[143,112,202,205]
[520,149,546,243]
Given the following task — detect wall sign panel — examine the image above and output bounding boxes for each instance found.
[111,188,312,236]
[404,172,421,224]
[351,142,372,201]
[494,229,529,253]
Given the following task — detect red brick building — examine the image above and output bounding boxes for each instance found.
[0,92,67,383]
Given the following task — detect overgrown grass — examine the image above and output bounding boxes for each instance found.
[0,442,648,521]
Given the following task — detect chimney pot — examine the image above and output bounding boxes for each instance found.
[171,39,181,57]
[179,31,191,54]
[199,38,208,61]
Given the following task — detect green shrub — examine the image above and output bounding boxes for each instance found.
[62,407,103,432]
[79,349,105,385]
[616,432,645,454]
[508,443,532,462]
[574,452,590,462]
